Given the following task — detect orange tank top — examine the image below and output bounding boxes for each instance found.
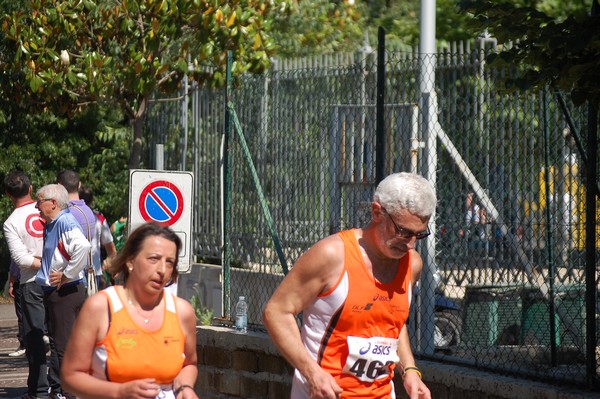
[294,229,412,398]
[91,286,186,385]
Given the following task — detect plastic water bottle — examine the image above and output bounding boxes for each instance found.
[235,296,248,334]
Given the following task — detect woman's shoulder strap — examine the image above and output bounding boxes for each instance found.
[103,286,124,312]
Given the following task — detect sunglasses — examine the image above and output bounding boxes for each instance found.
[382,207,430,240]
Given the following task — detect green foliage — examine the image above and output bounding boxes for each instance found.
[270,0,365,57]
[460,0,600,106]
[2,0,282,169]
[0,103,130,288]
[358,0,481,48]
[81,122,131,222]
[190,294,214,326]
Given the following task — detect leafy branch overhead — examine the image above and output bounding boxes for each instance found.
[459,0,600,106]
[2,0,280,168]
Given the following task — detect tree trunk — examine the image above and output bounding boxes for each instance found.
[127,116,144,170]
[127,96,149,170]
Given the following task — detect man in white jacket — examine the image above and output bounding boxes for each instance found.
[35,183,91,399]
[3,171,54,399]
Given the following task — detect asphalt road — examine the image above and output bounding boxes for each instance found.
[0,303,28,398]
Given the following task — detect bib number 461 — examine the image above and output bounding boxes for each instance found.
[349,359,395,380]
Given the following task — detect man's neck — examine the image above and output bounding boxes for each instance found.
[12,196,33,208]
[68,193,80,201]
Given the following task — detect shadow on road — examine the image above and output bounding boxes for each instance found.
[0,325,28,398]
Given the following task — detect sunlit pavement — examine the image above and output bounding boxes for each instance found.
[0,303,28,398]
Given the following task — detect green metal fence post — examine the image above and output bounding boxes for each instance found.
[542,88,558,364]
[222,51,233,319]
[585,97,598,389]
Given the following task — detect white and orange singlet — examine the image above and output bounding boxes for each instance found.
[91,286,186,398]
[292,229,412,399]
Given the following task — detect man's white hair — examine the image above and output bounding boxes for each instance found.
[37,184,69,210]
[374,172,436,218]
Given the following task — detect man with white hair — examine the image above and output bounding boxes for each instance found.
[264,172,435,399]
[35,183,91,399]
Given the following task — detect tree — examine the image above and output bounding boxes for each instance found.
[2,0,280,169]
[459,0,599,106]
[269,0,364,57]
[366,0,478,47]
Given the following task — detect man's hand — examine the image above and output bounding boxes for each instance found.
[306,367,343,399]
[31,256,42,271]
[403,372,431,399]
[49,270,66,288]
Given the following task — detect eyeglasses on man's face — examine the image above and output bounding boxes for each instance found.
[381,207,430,240]
[36,198,54,207]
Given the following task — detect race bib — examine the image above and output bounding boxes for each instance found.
[342,336,399,383]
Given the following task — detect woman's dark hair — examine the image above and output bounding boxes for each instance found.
[108,222,182,286]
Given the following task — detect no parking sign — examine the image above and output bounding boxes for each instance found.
[129,170,194,273]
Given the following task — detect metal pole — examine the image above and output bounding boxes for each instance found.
[542,88,557,364]
[585,98,598,389]
[375,27,385,184]
[181,74,189,171]
[419,0,436,94]
[222,51,233,318]
[419,0,437,355]
[155,144,164,170]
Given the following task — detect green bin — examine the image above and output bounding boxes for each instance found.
[520,285,585,347]
[462,284,523,346]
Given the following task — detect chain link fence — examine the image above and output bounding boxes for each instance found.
[145,38,599,390]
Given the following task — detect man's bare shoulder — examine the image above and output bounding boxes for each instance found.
[290,232,348,290]
[304,233,345,263]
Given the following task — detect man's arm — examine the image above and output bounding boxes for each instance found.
[397,325,430,399]
[398,249,431,399]
[8,269,18,298]
[263,234,345,399]
[61,229,92,280]
[3,223,38,270]
[103,242,117,261]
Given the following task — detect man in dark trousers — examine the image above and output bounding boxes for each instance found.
[4,171,53,399]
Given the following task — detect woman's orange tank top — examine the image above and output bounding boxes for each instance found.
[92,286,185,385]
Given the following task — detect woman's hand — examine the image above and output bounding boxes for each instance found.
[118,378,161,399]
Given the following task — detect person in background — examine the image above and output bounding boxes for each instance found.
[110,216,128,253]
[4,170,54,399]
[56,170,96,295]
[461,192,488,244]
[78,186,117,289]
[263,172,434,399]
[55,170,96,242]
[61,222,199,399]
[35,183,92,399]
[7,261,25,357]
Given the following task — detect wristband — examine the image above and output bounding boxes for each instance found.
[402,366,422,380]
[174,384,194,397]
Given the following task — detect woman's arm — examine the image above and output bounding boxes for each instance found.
[173,298,199,399]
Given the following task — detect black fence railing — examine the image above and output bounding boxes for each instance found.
[144,39,599,391]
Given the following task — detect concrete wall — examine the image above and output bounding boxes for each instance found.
[195,326,600,399]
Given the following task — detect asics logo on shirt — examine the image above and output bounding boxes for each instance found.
[372,293,391,302]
